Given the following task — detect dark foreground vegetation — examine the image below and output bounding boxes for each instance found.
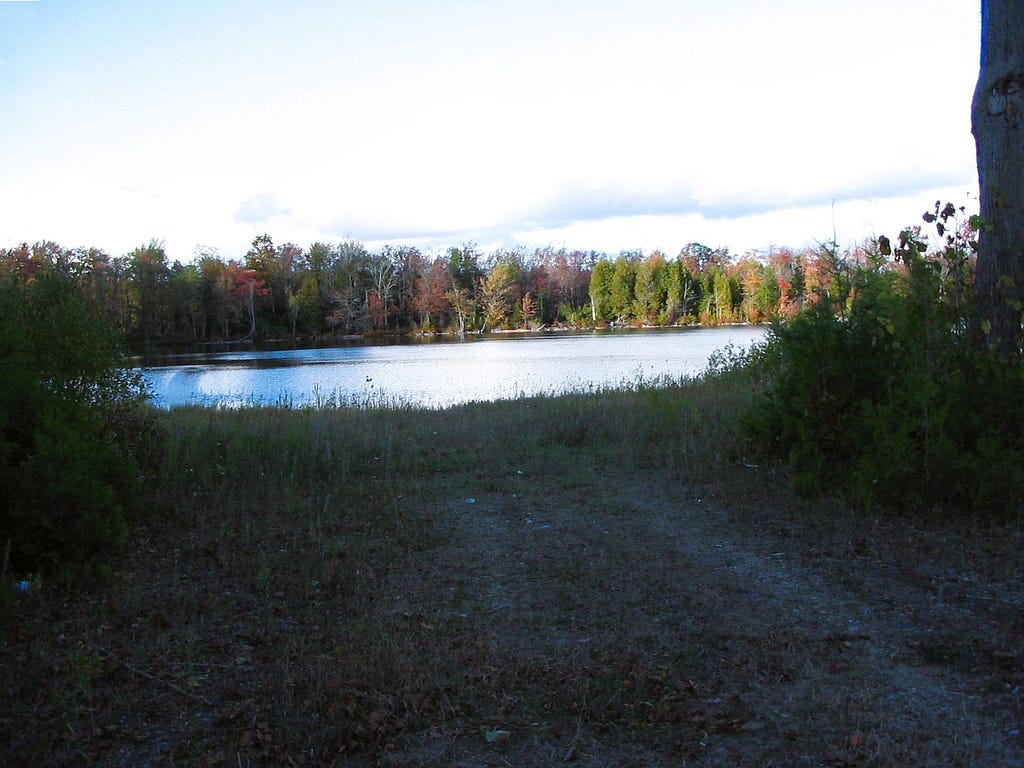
[2,204,1023,765]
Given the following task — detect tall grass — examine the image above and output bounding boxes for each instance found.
[141,367,764,643]
[153,363,760,517]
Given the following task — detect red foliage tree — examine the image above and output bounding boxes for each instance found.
[227,260,269,338]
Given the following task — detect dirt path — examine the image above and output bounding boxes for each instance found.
[380,469,1024,767]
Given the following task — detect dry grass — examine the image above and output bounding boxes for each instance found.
[2,372,1022,766]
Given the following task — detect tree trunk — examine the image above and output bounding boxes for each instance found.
[247,282,256,338]
[972,0,1024,357]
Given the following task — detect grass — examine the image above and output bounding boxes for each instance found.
[2,366,1022,766]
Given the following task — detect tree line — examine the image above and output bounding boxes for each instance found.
[0,235,884,349]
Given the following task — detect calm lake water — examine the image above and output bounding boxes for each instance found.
[140,326,766,409]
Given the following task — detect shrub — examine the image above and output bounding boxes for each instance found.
[743,204,1024,516]
[0,271,155,575]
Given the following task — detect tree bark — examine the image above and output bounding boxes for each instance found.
[972,0,1024,357]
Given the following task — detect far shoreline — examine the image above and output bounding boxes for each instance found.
[131,321,766,364]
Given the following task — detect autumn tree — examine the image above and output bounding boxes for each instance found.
[244,234,279,318]
[194,249,234,340]
[413,257,451,330]
[366,250,398,330]
[703,267,736,323]
[659,258,699,323]
[480,254,521,330]
[521,292,537,326]
[588,257,615,323]
[127,241,170,346]
[447,244,483,333]
[521,252,554,324]
[390,246,427,329]
[168,261,205,341]
[557,249,593,310]
[608,251,639,322]
[306,242,336,295]
[679,242,725,276]
[226,260,268,338]
[768,248,803,317]
[70,247,129,336]
[752,264,782,321]
[632,251,667,323]
[325,241,372,335]
[531,247,591,324]
[275,242,304,325]
[286,273,322,336]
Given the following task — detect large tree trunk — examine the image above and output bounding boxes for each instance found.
[972,0,1024,357]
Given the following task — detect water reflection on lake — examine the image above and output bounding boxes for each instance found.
[140,326,766,409]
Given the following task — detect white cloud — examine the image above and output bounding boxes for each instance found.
[234,194,292,225]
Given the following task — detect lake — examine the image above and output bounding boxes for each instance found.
[140,326,766,409]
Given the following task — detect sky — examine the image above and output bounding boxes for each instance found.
[0,0,981,263]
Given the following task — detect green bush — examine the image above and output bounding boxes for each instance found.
[743,204,1024,516]
[0,271,155,575]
